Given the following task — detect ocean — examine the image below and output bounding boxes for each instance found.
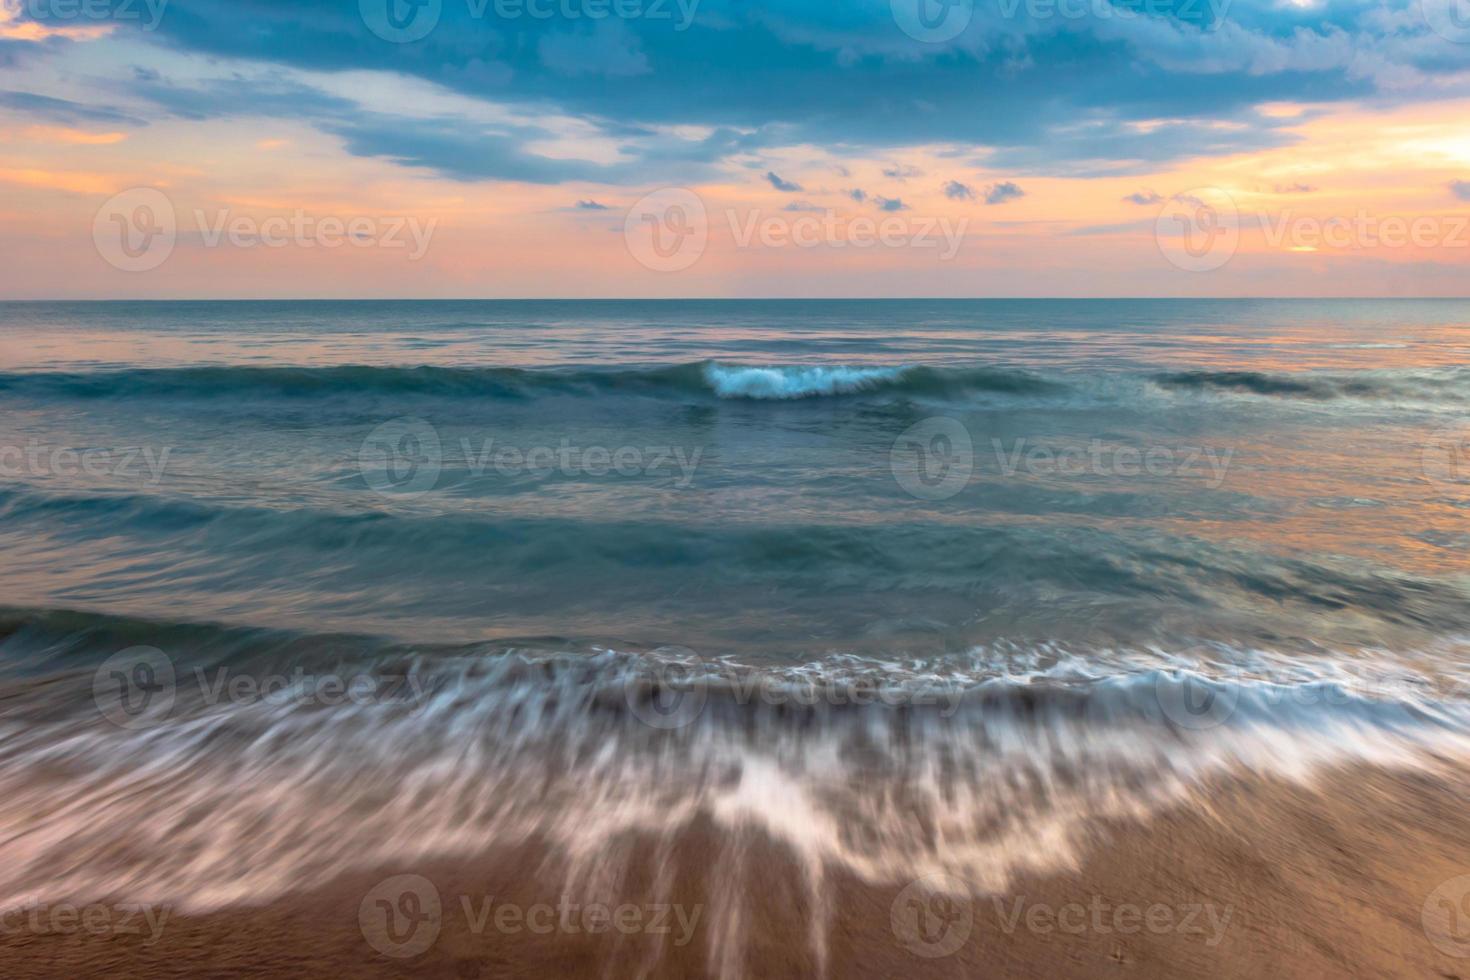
[0,299,1468,955]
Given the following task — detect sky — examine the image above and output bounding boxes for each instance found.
[3,0,1470,297]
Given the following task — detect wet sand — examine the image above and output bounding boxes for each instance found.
[4,763,1469,979]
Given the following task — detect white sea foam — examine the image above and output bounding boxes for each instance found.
[702,363,905,399]
[1,643,1469,924]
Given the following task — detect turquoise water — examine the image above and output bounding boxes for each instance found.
[0,299,1467,910]
[1,298,1467,654]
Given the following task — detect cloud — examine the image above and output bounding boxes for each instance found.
[1274,182,1316,194]
[848,189,866,203]
[873,196,907,211]
[75,0,1408,170]
[765,171,802,192]
[984,182,1025,205]
[323,114,629,183]
[882,164,923,180]
[12,0,1470,192]
[538,21,651,79]
[943,180,975,201]
[575,200,610,209]
[1450,180,1470,202]
[0,90,146,127]
[1123,190,1163,205]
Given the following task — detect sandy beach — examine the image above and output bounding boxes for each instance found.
[5,762,1467,979]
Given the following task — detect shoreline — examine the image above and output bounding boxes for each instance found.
[3,762,1469,978]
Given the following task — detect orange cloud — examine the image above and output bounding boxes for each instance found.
[0,168,121,194]
[15,126,128,145]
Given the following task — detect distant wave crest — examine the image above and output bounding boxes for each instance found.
[0,361,1065,403]
[1152,368,1470,401]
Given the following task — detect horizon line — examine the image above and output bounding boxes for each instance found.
[6,296,1470,304]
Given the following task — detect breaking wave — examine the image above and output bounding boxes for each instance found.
[1,609,1469,916]
[0,362,1064,403]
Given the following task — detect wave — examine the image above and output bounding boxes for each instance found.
[699,363,1060,400]
[1,611,1468,920]
[1151,368,1470,401]
[6,361,1462,406]
[5,486,1470,644]
[0,361,1063,403]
